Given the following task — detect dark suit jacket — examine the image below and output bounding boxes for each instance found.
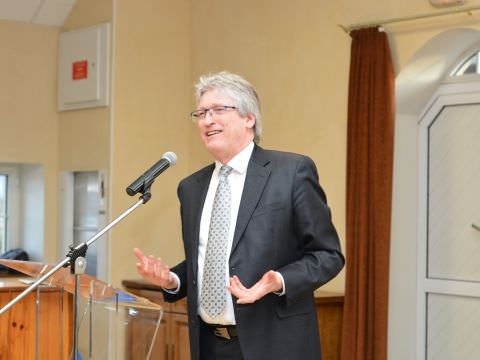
[163,145,344,360]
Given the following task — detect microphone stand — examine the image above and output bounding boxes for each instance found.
[0,188,153,359]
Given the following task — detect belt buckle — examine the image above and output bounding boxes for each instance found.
[213,327,231,340]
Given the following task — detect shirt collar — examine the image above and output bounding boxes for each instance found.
[215,142,254,175]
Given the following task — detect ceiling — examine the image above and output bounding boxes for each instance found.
[0,0,76,27]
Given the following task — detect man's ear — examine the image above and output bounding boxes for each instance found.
[245,114,256,129]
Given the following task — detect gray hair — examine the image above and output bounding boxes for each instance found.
[194,71,262,142]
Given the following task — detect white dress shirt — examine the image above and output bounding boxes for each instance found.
[196,142,254,325]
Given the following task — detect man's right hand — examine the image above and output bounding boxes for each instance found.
[133,247,177,289]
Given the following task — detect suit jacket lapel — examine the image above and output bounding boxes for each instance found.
[231,146,271,255]
[190,165,214,279]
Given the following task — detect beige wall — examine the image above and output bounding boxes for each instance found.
[59,0,113,172]
[0,0,113,260]
[189,0,350,292]
[109,0,192,285]
[108,0,350,290]
[0,20,59,261]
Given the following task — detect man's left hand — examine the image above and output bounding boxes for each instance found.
[228,270,283,304]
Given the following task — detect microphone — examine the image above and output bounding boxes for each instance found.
[126,151,177,196]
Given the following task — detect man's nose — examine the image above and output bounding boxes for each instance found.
[203,110,215,124]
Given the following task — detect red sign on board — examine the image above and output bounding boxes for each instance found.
[72,60,88,80]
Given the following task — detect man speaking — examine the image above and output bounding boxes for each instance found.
[134,71,344,360]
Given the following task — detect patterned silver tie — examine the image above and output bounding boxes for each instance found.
[201,165,233,317]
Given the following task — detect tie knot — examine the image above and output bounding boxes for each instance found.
[219,165,233,178]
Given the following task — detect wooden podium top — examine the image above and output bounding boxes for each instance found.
[0,275,62,292]
[122,278,162,291]
[0,276,33,290]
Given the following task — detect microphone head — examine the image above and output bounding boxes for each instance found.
[162,151,177,166]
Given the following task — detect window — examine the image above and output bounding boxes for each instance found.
[0,165,21,255]
[451,51,480,76]
[0,174,7,254]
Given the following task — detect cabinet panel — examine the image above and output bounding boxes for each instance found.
[315,292,344,360]
[38,290,73,359]
[125,303,166,359]
[170,313,190,360]
[123,280,189,360]
[10,292,36,359]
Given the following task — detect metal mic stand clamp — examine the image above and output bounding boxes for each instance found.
[63,243,88,359]
[140,188,152,204]
[139,173,153,204]
[64,243,88,274]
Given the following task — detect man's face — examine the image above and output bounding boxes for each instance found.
[196,89,255,163]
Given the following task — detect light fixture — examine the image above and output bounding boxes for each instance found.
[429,0,466,7]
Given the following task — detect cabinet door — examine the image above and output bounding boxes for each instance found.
[125,308,167,360]
[169,313,190,360]
[316,296,343,360]
[0,289,72,360]
[156,314,169,359]
[37,290,72,359]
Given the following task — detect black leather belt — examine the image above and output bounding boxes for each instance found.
[202,321,238,340]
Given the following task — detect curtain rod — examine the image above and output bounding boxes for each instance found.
[338,5,480,33]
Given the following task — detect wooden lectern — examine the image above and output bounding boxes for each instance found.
[0,259,163,360]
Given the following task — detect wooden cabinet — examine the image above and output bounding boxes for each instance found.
[0,276,73,360]
[123,280,343,360]
[122,280,190,360]
[315,291,344,360]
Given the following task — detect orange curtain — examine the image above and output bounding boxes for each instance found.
[340,27,395,360]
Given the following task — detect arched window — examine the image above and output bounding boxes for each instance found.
[451,50,480,76]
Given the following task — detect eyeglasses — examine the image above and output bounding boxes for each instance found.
[190,105,237,122]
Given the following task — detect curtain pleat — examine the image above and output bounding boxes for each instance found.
[340,27,395,360]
